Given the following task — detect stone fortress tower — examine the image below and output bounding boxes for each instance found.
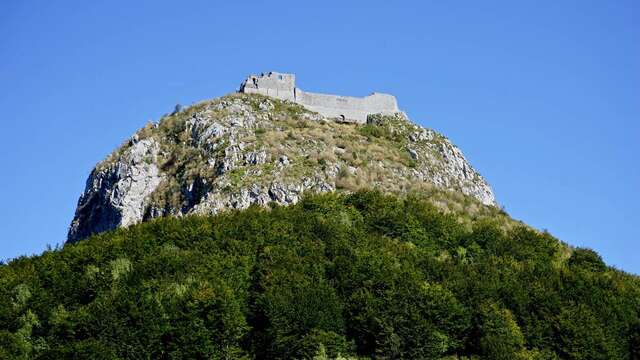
[239,71,399,124]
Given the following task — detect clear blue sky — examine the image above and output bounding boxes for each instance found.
[1,1,638,273]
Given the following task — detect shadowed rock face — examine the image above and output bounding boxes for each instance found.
[67,93,495,243]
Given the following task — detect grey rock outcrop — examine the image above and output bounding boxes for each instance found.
[67,91,496,243]
[68,139,162,242]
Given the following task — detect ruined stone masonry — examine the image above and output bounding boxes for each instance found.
[239,72,399,123]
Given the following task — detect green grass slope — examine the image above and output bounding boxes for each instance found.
[1,191,639,359]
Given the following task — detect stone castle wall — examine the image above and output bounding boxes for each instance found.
[241,72,296,101]
[239,72,399,123]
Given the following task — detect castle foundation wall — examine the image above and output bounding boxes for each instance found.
[239,72,399,124]
[295,89,398,123]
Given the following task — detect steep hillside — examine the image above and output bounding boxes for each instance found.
[2,192,639,359]
[68,93,494,242]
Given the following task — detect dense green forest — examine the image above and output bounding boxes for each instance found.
[1,191,638,359]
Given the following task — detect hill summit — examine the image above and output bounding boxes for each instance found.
[68,72,495,242]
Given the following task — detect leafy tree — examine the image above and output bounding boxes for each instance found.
[568,247,607,272]
[555,304,614,359]
[478,303,526,360]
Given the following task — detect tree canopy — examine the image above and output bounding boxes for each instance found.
[1,191,638,359]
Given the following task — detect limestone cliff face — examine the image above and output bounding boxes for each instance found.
[68,139,163,241]
[67,93,495,243]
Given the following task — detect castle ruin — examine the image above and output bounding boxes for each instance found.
[239,72,399,124]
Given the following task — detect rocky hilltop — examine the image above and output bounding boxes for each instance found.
[68,92,495,243]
